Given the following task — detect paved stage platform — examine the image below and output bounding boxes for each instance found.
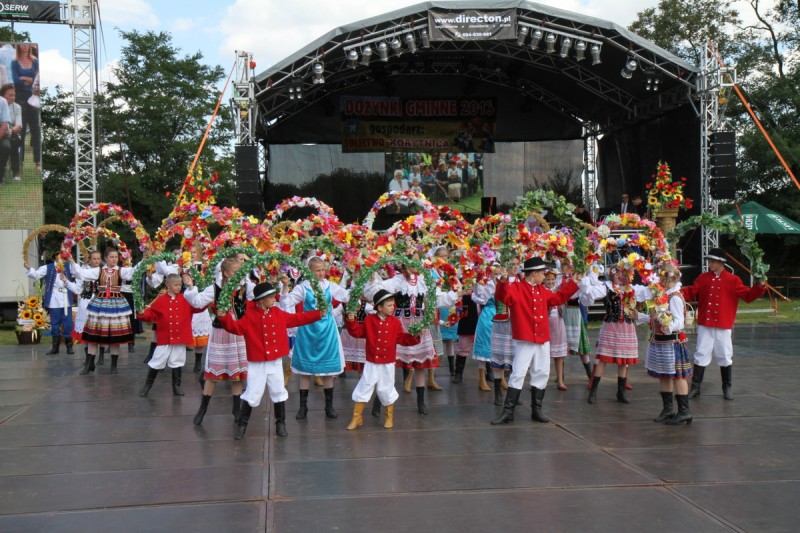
[0,323,798,532]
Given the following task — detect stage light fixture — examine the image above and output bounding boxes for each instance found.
[530,29,543,49]
[312,62,325,84]
[559,37,572,58]
[404,33,417,54]
[645,76,661,91]
[377,42,389,62]
[360,45,373,66]
[517,26,529,46]
[590,43,602,65]
[620,56,638,79]
[287,78,303,100]
[390,37,403,57]
[346,50,358,69]
[420,28,431,48]
[545,33,556,53]
[575,40,587,61]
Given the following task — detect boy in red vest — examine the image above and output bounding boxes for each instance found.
[138,274,206,397]
[681,248,766,400]
[217,282,323,439]
[491,257,579,425]
[344,289,421,430]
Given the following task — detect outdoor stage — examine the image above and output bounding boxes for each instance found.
[0,323,798,532]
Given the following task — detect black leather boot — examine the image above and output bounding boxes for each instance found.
[654,392,675,422]
[295,389,309,420]
[530,387,550,423]
[97,347,105,365]
[232,395,241,421]
[587,376,601,404]
[110,354,119,374]
[46,336,60,355]
[447,356,455,376]
[493,378,503,406]
[582,361,593,379]
[371,395,381,417]
[79,352,95,375]
[143,342,156,365]
[324,387,338,419]
[452,356,467,384]
[194,395,211,425]
[616,377,630,404]
[172,367,184,396]
[721,365,733,400]
[234,402,252,440]
[665,394,693,425]
[193,353,202,373]
[274,401,288,437]
[139,368,159,397]
[64,337,75,354]
[416,386,428,415]
[491,387,521,424]
[688,364,705,399]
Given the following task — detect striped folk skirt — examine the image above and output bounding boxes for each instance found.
[595,321,639,365]
[490,320,514,370]
[204,326,248,381]
[82,295,134,346]
[646,340,692,379]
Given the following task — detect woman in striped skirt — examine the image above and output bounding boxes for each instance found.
[489,257,520,399]
[578,264,650,405]
[544,270,569,391]
[646,263,693,425]
[472,274,499,403]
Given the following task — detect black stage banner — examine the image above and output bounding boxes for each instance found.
[427,9,515,41]
[0,1,60,22]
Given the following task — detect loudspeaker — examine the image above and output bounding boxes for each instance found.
[235,145,263,217]
[481,196,497,216]
[710,177,737,200]
[710,131,736,179]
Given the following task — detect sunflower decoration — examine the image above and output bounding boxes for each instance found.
[16,282,51,337]
[33,312,43,321]
[20,309,32,320]
[27,296,38,309]
[34,319,45,328]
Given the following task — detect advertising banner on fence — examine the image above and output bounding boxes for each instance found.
[340,96,496,153]
[427,9,516,41]
[0,1,60,22]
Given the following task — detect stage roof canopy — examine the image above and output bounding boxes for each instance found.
[253,0,700,145]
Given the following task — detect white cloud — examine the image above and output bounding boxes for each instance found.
[172,17,199,33]
[98,0,158,28]
[38,49,73,91]
[217,0,661,72]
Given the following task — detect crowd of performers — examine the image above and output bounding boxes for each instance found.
[29,233,766,440]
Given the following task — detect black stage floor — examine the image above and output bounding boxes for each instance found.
[1,323,798,532]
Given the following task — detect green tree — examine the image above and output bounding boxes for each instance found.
[97,30,235,230]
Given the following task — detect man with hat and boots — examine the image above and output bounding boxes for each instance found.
[25,252,75,355]
[491,257,579,425]
[216,281,324,440]
[681,247,767,400]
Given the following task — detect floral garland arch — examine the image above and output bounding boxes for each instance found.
[59,225,132,270]
[363,190,435,229]
[219,252,328,313]
[345,254,436,336]
[131,252,205,311]
[667,213,769,281]
[21,224,90,262]
[203,245,260,288]
[63,203,151,263]
[263,196,342,234]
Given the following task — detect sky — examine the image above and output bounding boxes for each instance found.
[6,0,672,93]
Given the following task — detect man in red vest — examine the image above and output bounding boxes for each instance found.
[681,248,767,400]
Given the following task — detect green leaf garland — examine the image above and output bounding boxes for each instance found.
[345,255,437,336]
[220,252,328,313]
[204,246,259,288]
[667,213,769,281]
[131,252,205,312]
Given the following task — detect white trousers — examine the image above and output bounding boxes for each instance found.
[148,344,187,370]
[694,326,734,367]
[351,362,399,406]
[508,340,550,389]
[242,359,289,407]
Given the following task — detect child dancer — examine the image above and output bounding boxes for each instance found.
[645,263,693,425]
[344,289,421,430]
[543,269,569,391]
[471,270,498,403]
[184,258,251,425]
[138,274,205,397]
[561,264,593,382]
[77,247,136,374]
[489,257,520,398]
[217,282,323,439]
[279,256,350,420]
[64,250,102,367]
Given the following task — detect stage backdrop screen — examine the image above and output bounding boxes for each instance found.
[0,42,43,230]
[340,95,496,154]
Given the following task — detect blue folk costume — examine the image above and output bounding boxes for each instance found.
[26,262,75,354]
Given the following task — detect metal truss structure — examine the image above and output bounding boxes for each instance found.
[232,50,256,146]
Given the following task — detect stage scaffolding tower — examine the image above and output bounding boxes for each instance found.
[583,122,599,220]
